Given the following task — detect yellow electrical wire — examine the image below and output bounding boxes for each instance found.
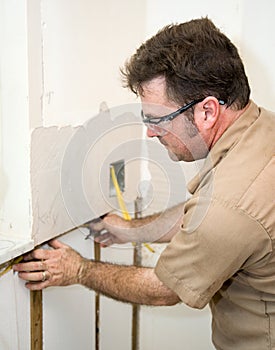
[110,166,154,253]
[110,166,131,221]
[0,256,23,278]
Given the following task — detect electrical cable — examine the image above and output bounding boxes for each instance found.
[110,166,155,253]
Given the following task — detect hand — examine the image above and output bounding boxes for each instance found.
[89,213,134,247]
[13,239,85,290]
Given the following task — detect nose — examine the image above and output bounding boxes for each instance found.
[146,126,159,138]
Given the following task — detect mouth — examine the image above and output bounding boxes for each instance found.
[158,136,167,146]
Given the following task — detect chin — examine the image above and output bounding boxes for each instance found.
[168,150,195,162]
[168,150,184,162]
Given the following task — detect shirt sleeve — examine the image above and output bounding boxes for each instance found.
[155,197,271,309]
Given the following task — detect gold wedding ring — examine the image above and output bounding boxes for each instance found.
[42,271,47,282]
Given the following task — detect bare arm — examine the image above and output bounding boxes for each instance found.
[92,202,185,247]
[13,240,180,306]
[78,258,179,306]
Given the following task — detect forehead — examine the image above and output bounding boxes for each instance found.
[140,76,178,112]
[140,76,167,102]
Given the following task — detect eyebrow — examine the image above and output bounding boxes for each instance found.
[142,111,159,119]
[141,109,171,119]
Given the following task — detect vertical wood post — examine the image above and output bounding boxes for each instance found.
[30,290,43,350]
[94,240,101,350]
[132,197,143,350]
[132,243,142,350]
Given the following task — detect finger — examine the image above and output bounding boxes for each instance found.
[94,232,112,243]
[99,239,113,247]
[22,251,41,261]
[18,270,47,282]
[13,260,46,272]
[98,236,115,247]
[22,248,53,261]
[25,281,49,291]
[100,243,108,248]
[48,239,68,249]
[95,233,116,247]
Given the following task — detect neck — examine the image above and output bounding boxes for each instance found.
[210,101,250,148]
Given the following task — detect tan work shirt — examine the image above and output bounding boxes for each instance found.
[155,101,275,349]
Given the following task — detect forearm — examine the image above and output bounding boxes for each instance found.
[91,203,185,247]
[78,258,180,306]
[128,202,185,243]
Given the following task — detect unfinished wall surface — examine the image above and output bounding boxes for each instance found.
[30,109,144,245]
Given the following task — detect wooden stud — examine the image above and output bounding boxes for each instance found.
[132,243,142,350]
[94,240,101,350]
[132,197,143,350]
[30,290,43,350]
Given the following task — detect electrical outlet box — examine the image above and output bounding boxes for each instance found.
[109,159,125,197]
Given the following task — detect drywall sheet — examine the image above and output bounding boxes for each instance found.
[31,105,143,244]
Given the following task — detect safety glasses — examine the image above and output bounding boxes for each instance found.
[141,98,225,136]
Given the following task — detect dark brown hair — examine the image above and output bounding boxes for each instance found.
[121,18,250,109]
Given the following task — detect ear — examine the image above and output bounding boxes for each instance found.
[195,96,221,130]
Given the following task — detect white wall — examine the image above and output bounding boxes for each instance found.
[240,0,275,110]
[40,0,146,126]
[0,271,30,350]
[0,0,32,241]
[145,0,275,111]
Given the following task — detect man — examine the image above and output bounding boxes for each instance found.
[13,18,275,349]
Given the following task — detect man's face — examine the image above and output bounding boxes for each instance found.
[140,77,210,162]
